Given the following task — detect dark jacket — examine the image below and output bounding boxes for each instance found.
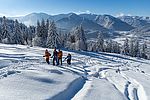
[52,50,58,58]
[66,54,71,60]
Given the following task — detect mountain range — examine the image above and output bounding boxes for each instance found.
[8,12,150,39]
[10,13,150,28]
[118,16,150,28]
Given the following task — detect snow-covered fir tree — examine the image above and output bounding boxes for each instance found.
[74,25,87,51]
[105,39,113,53]
[28,26,36,46]
[87,41,97,52]
[112,41,121,53]
[20,23,28,44]
[114,41,121,54]
[33,36,44,47]
[140,42,148,59]
[12,19,24,44]
[134,38,140,57]
[36,20,41,37]
[41,19,48,40]
[46,19,49,35]
[46,21,60,48]
[66,25,87,51]
[0,26,2,42]
[65,32,75,50]
[104,39,120,53]
[128,38,140,57]
[96,32,104,52]
[1,16,12,44]
[122,38,129,55]
[41,19,48,47]
[59,30,68,47]
[129,38,134,57]
[33,19,48,47]
[33,20,41,46]
[1,16,8,39]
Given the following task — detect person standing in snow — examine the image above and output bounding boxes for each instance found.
[58,49,63,65]
[43,49,51,64]
[64,53,71,65]
[52,47,58,65]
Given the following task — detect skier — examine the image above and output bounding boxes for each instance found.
[43,49,51,64]
[64,53,71,65]
[52,47,58,65]
[58,49,63,65]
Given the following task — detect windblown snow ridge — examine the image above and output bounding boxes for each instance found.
[47,77,85,100]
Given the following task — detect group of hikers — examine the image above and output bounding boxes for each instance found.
[43,47,71,65]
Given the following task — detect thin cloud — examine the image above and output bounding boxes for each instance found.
[116,12,125,17]
[116,12,132,17]
[73,10,92,15]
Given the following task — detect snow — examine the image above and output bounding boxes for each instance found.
[73,78,127,100]
[0,43,150,100]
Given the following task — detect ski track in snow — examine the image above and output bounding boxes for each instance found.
[0,44,150,100]
[71,52,149,100]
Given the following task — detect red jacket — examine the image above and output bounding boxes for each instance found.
[58,51,63,59]
[44,51,51,59]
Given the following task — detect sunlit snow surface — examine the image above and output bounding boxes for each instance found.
[0,43,150,100]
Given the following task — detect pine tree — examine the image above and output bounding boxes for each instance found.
[74,25,87,51]
[140,42,147,59]
[1,16,11,44]
[0,26,2,42]
[40,19,48,47]
[12,19,24,44]
[33,19,47,47]
[46,21,60,48]
[129,38,134,57]
[123,38,129,55]
[59,30,67,47]
[36,20,41,37]
[134,38,140,57]
[104,39,120,53]
[20,23,28,44]
[41,19,48,39]
[33,36,43,47]
[46,19,49,35]
[65,32,75,50]
[28,26,35,46]
[110,41,119,53]
[87,41,97,52]
[33,21,40,47]
[105,39,113,53]
[96,32,104,52]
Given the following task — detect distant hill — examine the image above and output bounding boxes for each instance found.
[11,13,52,26]
[118,16,150,28]
[80,14,134,31]
[55,13,106,31]
[95,15,134,31]
[130,24,150,37]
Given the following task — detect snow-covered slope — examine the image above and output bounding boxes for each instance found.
[0,43,150,100]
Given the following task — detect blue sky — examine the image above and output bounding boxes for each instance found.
[0,0,150,17]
